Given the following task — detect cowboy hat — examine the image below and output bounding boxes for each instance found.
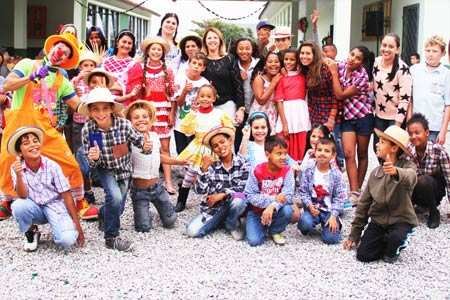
[77,87,124,117]
[79,50,100,66]
[124,100,156,125]
[202,126,235,146]
[374,126,411,157]
[83,68,114,88]
[44,33,80,69]
[273,26,293,39]
[7,126,44,156]
[140,36,170,55]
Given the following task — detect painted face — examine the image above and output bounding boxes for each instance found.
[323,45,337,60]
[315,143,335,165]
[236,40,252,63]
[265,53,281,76]
[89,75,108,89]
[347,48,364,70]
[48,42,71,66]
[266,145,288,169]
[162,16,178,36]
[424,44,444,66]
[205,31,221,53]
[250,118,268,143]
[196,87,215,108]
[79,60,96,72]
[257,27,271,44]
[275,37,291,51]
[18,133,41,160]
[188,58,206,75]
[185,40,200,59]
[407,122,429,148]
[130,108,152,133]
[89,31,102,47]
[210,134,232,159]
[299,45,314,66]
[88,102,114,129]
[283,52,297,71]
[147,43,164,62]
[376,137,397,160]
[116,35,133,56]
[380,36,400,62]
[310,128,324,150]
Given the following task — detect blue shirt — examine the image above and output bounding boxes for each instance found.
[411,63,450,131]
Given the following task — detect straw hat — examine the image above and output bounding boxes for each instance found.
[79,50,100,66]
[374,125,411,157]
[78,87,124,117]
[140,36,170,55]
[273,26,293,39]
[202,126,235,146]
[83,68,114,88]
[124,100,156,125]
[43,33,80,69]
[7,126,44,156]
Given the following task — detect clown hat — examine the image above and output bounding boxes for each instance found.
[44,33,80,69]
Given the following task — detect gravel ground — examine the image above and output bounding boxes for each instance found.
[1,139,450,299]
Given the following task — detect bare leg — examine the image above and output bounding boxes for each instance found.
[160,138,175,194]
[356,134,371,189]
[342,131,358,192]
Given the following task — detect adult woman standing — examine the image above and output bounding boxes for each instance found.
[177,35,202,77]
[201,27,244,148]
[85,26,109,59]
[327,46,374,204]
[157,13,181,73]
[372,33,412,149]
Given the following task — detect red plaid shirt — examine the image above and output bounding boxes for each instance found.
[307,64,338,126]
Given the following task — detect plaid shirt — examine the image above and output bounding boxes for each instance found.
[338,61,372,120]
[407,141,450,195]
[81,116,145,181]
[103,55,133,87]
[308,64,338,126]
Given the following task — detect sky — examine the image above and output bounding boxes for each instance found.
[143,0,267,37]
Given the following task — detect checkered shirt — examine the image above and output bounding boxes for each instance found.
[407,141,450,195]
[338,61,373,120]
[81,116,145,181]
[307,64,338,126]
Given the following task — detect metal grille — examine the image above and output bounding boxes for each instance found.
[401,4,419,63]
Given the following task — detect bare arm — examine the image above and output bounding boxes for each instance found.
[252,74,280,105]
[61,191,85,247]
[3,72,32,93]
[15,173,28,198]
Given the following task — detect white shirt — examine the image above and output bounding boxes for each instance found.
[131,132,161,180]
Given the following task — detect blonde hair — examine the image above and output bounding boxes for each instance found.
[425,35,446,53]
[202,27,227,56]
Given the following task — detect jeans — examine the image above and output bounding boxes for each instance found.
[186,195,247,238]
[11,198,78,249]
[297,210,341,244]
[96,168,130,239]
[333,124,345,168]
[246,205,293,246]
[130,182,177,232]
[76,148,100,188]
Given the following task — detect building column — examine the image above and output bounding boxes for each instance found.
[74,0,88,42]
[14,0,27,53]
[333,0,352,60]
[291,0,299,47]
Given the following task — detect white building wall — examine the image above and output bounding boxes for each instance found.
[420,0,450,61]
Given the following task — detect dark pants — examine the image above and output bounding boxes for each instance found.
[174,130,194,155]
[356,221,413,262]
[412,174,445,211]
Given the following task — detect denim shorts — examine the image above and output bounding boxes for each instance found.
[341,114,374,136]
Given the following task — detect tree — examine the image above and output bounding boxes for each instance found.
[191,19,254,50]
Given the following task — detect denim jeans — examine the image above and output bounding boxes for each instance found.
[429,131,439,143]
[96,168,130,239]
[11,198,78,249]
[297,210,341,244]
[333,123,345,168]
[76,147,100,188]
[130,182,177,232]
[246,205,293,246]
[186,195,247,238]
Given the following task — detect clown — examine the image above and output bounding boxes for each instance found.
[0,33,98,220]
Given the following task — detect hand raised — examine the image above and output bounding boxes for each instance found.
[143,132,153,152]
[88,140,100,161]
[12,156,23,175]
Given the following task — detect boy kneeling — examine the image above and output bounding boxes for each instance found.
[343,126,418,263]
[9,127,84,251]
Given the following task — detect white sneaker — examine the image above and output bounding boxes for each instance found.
[230,229,244,241]
[24,226,40,252]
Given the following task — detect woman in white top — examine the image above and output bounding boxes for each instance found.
[157,13,182,73]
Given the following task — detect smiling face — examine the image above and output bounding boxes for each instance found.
[407,122,429,149]
[205,30,221,54]
[196,86,216,108]
[147,43,164,62]
[257,27,271,45]
[129,107,152,133]
[17,133,41,160]
[210,134,232,159]
[310,128,325,150]
[380,35,400,62]
[89,31,101,47]
[283,52,297,71]
[162,16,178,36]
[264,53,281,76]
[116,35,134,57]
[250,118,269,143]
[266,145,288,169]
[188,58,206,77]
[299,45,314,67]
[315,142,335,166]
[79,60,96,72]
[88,102,114,129]
[185,40,200,59]
[236,40,252,63]
[425,44,444,66]
[347,48,364,70]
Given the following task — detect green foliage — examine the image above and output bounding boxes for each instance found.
[191,19,254,50]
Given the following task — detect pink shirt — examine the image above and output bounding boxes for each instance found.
[274,71,306,102]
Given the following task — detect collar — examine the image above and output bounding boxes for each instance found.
[409,140,434,160]
[214,153,240,171]
[23,157,44,173]
[198,105,213,113]
[238,57,260,72]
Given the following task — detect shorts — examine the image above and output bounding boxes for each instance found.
[341,114,374,136]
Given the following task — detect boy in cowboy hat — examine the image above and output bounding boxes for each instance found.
[273,27,293,53]
[8,126,84,251]
[80,87,152,252]
[186,126,249,240]
[343,125,418,263]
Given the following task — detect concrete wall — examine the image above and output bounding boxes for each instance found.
[0,0,14,48]
[316,0,334,43]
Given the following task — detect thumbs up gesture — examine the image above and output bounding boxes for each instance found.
[383,153,397,176]
[183,80,193,93]
[142,132,153,153]
[88,140,100,161]
[12,156,23,176]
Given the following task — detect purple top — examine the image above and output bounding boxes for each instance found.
[338,61,372,120]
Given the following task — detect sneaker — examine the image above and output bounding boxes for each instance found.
[76,198,99,220]
[230,228,244,241]
[105,237,133,252]
[0,200,12,220]
[383,255,399,264]
[24,225,40,252]
[84,191,96,204]
[271,233,286,245]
